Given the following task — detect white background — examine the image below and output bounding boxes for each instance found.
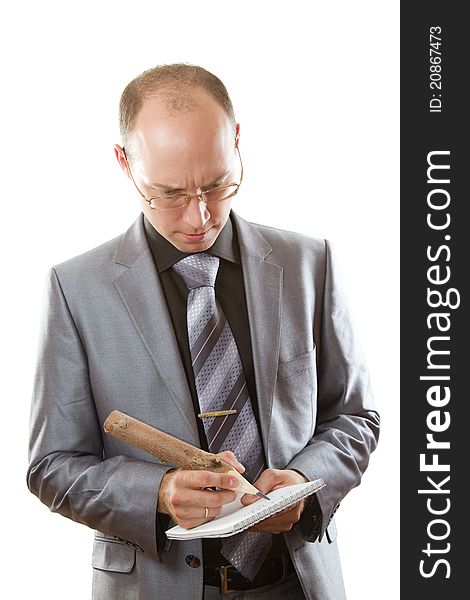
[1,1,399,598]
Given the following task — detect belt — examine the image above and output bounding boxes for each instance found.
[204,554,295,593]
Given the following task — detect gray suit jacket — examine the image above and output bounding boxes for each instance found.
[27,211,379,600]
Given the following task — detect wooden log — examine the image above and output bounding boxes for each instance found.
[103,410,229,471]
[103,410,266,497]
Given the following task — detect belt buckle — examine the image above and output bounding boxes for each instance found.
[219,565,235,594]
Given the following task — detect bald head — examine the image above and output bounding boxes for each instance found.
[130,87,234,177]
[119,63,237,155]
[115,64,241,254]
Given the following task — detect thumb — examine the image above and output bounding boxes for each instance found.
[217,450,246,474]
[240,469,278,505]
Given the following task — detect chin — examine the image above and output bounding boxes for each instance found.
[177,240,212,253]
[173,228,219,253]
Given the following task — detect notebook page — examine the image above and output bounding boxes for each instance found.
[166,479,324,540]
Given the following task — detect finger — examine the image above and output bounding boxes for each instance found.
[251,525,286,533]
[175,469,240,491]
[248,505,301,531]
[240,492,261,505]
[270,504,302,522]
[249,516,295,533]
[175,504,222,521]
[171,488,237,509]
[203,506,218,520]
[257,468,291,490]
[240,469,280,505]
[240,469,306,505]
[217,450,246,473]
[177,510,220,529]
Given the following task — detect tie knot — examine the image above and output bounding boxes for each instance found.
[172,253,220,289]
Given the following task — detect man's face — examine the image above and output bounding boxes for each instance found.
[119,88,240,253]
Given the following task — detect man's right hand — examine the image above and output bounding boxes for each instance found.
[157,450,245,529]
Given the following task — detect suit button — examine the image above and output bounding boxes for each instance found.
[185,555,201,568]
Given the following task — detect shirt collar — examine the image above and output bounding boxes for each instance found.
[143,211,240,273]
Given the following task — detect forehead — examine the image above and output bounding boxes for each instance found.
[131,88,234,183]
[134,88,231,149]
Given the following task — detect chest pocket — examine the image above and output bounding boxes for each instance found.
[276,347,317,381]
[269,348,317,468]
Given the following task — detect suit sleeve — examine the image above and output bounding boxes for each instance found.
[287,240,380,541]
[27,267,172,560]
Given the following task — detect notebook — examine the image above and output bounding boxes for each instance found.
[166,478,325,540]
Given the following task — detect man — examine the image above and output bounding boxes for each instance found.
[27,64,379,600]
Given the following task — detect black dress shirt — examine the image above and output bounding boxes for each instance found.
[143,213,290,563]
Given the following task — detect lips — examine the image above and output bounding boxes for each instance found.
[181,228,212,241]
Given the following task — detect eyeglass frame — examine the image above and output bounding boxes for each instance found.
[122,143,244,211]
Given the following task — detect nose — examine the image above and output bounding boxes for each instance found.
[182,195,211,230]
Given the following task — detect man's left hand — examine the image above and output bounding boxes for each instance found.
[240,468,308,534]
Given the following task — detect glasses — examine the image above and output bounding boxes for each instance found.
[123,145,243,211]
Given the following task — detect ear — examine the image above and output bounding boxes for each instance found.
[235,123,241,147]
[114,144,131,178]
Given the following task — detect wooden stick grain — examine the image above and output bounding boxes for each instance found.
[103,410,229,472]
[103,410,267,497]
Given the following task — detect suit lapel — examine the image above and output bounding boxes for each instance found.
[232,212,283,466]
[112,214,199,443]
[111,213,283,456]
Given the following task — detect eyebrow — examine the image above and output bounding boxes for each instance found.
[149,170,231,192]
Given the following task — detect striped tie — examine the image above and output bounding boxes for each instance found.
[172,253,272,580]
